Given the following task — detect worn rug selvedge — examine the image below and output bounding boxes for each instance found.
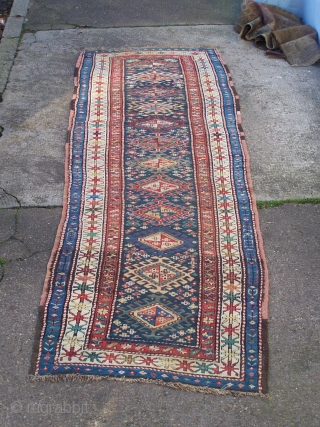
[31,49,269,395]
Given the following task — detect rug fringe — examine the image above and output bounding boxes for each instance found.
[27,373,268,398]
[29,306,45,376]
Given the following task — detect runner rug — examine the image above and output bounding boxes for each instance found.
[30,49,269,395]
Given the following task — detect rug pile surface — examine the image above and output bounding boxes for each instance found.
[31,49,268,395]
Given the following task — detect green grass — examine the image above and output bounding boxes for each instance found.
[257,198,320,209]
[0,258,7,280]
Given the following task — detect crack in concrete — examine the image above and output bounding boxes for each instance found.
[32,1,82,29]
[36,1,63,18]
[13,246,52,262]
[0,211,21,247]
[0,186,22,208]
[0,193,54,282]
[0,247,51,283]
[0,190,22,283]
[23,22,231,32]
[0,242,51,283]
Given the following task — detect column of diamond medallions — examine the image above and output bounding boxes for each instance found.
[108,55,200,346]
